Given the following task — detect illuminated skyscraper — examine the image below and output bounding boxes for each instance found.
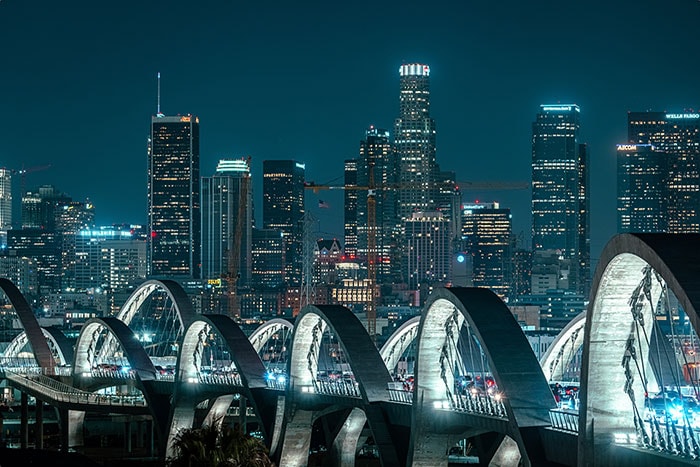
[627,111,700,233]
[531,104,589,296]
[356,126,399,283]
[148,114,200,278]
[616,143,668,232]
[461,202,513,300]
[405,211,450,292]
[0,168,11,245]
[201,158,252,283]
[394,63,438,220]
[343,159,358,259]
[262,160,305,286]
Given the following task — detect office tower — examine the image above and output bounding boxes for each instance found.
[148,114,200,278]
[0,168,10,246]
[75,227,147,291]
[356,126,399,283]
[435,170,462,243]
[21,185,70,230]
[8,229,61,293]
[251,228,286,290]
[616,144,668,232]
[627,111,700,233]
[531,104,590,296]
[262,160,305,286]
[55,200,96,290]
[201,158,253,285]
[343,159,358,259]
[461,202,513,300]
[0,255,37,297]
[394,63,438,220]
[405,211,450,292]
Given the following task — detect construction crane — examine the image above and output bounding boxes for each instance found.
[305,177,529,344]
[7,164,52,197]
[223,157,251,319]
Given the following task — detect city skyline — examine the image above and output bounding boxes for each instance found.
[1,0,700,269]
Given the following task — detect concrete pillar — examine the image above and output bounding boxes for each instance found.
[20,392,28,449]
[59,408,69,452]
[124,420,132,454]
[239,396,247,433]
[35,399,43,450]
[150,418,155,458]
[279,409,314,467]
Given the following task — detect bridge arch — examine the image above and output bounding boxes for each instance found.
[579,233,700,463]
[0,278,55,369]
[117,279,196,329]
[380,316,420,374]
[540,311,586,383]
[4,326,74,366]
[167,314,268,458]
[410,287,555,466]
[279,304,399,467]
[249,318,293,354]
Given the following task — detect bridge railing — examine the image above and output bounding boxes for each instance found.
[4,369,147,407]
[387,388,413,404]
[198,372,243,386]
[549,409,579,433]
[451,393,507,418]
[638,417,700,459]
[312,379,361,398]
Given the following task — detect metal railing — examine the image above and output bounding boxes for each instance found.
[198,372,243,386]
[451,393,507,418]
[312,379,361,398]
[387,388,413,404]
[549,409,579,433]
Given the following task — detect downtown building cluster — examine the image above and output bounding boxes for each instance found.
[1,66,699,335]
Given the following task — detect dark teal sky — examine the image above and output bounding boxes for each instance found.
[1,0,699,267]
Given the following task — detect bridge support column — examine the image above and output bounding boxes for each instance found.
[239,395,247,433]
[278,409,314,467]
[59,408,68,452]
[35,399,43,450]
[20,392,28,449]
[330,407,366,467]
[124,419,132,454]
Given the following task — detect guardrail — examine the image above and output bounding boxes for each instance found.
[387,388,413,404]
[549,409,579,433]
[312,379,361,398]
[3,369,147,407]
[451,393,507,418]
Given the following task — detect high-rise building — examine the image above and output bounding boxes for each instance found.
[356,126,399,283]
[531,104,590,296]
[394,64,438,221]
[461,202,513,300]
[262,160,305,286]
[201,158,253,284]
[0,168,11,246]
[343,159,358,259]
[21,185,70,230]
[627,111,700,233]
[405,211,450,293]
[56,200,96,290]
[313,238,343,285]
[251,228,286,290]
[616,143,668,233]
[148,114,200,278]
[8,229,61,294]
[75,226,147,291]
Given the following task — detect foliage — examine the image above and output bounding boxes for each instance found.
[168,423,274,467]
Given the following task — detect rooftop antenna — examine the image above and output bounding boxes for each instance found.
[156,72,164,117]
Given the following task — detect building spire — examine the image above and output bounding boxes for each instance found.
[156,72,164,117]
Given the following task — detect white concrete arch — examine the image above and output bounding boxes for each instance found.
[540,311,586,382]
[380,316,420,374]
[117,279,197,330]
[4,326,74,366]
[410,287,555,467]
[280,305,399,467]
[249,318,293,354]
[0,278,55,369]
[578,233,700,464]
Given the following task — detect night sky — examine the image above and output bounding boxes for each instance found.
[1,0,699,269]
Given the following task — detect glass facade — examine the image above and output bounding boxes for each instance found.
[201,158,252,284]
[262,160,305,286]
[147,115,200,278]
[531,104,589,295]
[394,64,438,221]
[343,159,358,259]
[627,111,700,233]
[616,144,668,233]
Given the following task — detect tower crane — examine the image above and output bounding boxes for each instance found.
[8,164,52,196]
[223,157,251,319]
[305,177,529,344]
